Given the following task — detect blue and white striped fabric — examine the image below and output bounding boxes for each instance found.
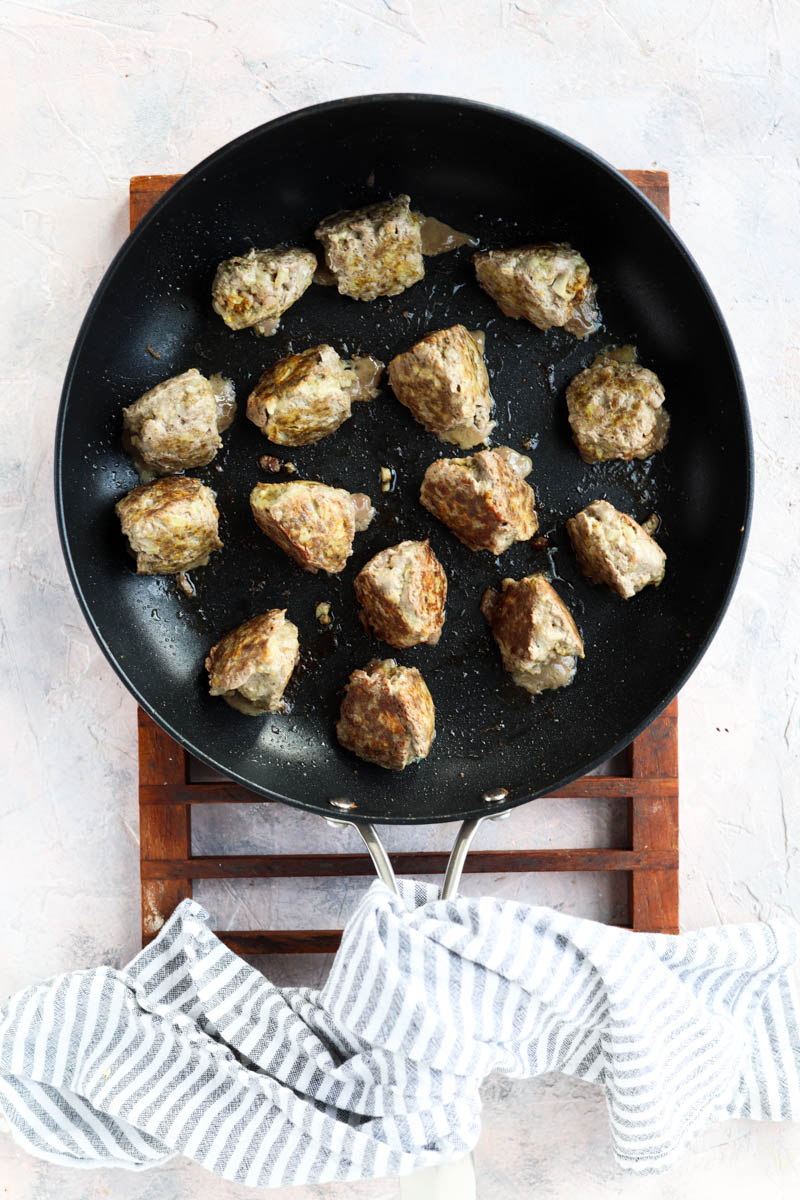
[1,884,798,1186]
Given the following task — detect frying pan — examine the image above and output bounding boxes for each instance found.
[55,94,752,828]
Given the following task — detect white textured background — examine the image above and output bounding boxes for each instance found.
[1,0,799,1196]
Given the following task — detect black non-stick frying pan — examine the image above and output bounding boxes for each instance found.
[55,94,752,826]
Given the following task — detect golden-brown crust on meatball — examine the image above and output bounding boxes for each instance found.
[566,500,666,598]
[474,242,599,338]
[122,368,223,475]
[205,610,299,714]
[419,446,538,554]
[314,195,424,301]
[211,247,317,332]
[250,480,374,574]
[336,659,435,770]
[566,353,670,463]
[387,325,494,448]
[115,475,222,575]
[246,344,382,446]
[354,540,447,648]
[481,574,584,694]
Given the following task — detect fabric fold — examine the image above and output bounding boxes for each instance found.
[1,883,798,1186]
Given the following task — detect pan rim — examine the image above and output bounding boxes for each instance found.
[54,92,753,825]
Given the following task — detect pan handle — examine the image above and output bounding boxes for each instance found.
[326,811,510,898]
[442,816,487,900]
[326,817,401,894]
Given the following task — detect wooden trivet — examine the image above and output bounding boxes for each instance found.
[134,169,678,950]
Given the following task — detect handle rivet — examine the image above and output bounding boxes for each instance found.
[482,787,509,804]
[329,797,356,811]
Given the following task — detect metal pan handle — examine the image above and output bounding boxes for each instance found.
[326,810,509,899]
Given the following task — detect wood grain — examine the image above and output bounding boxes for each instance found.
[620,170,670,220]
[130,191,194,947]
[132,168,678,949]
[129,169,671,225]
[137,708,192,944]
[139,775,676,806]
[129,174,183,229]
[142,847,677,880]
[219,930,345,955]
[631,699,679,933]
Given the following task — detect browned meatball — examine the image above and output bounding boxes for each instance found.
[115,476,222,575]
[246,344,382,446]
[205,610,299,715]
[336,659,435,770]
[566,500,666,598]
[388,325,494,448]
[211,247,317,335]
[566,350,670,463]
[420,446,538,554]
[250,480,374,574]
[122,368,236,476]
[354,540,447,649]
[482,574,584,695]
[314,195,424,301]
[474,242,599,338]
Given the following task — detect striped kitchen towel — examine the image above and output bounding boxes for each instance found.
[1,883,798,1186]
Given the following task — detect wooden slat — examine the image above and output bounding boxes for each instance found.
[131,178,190,946]
[130,174,183,229]
[141,781,275,805]
[143,847,677,880]
[217,930,344,955]
[620,169,670,220]
[129,169,671,227]
[215,922,631,954]
[630,699,679,933]
[137,709,192,944]
[545,777,674,799]
[140,775,676,805]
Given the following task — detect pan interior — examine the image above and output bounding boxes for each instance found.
[56,96,750,823]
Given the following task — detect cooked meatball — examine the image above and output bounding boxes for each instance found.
[388,325,494,448]
[482,574,584,695]
[354,540,447,649]
[247,344,382,446]
[205,610,299,715]
[314,195,424,301]
[420,446,538,554]
[116,475,222,575]
[122,368,236,476]
[336,659,435,770]
[250,480,374,574]
[566,500,666,598]
[474,242,599,339]
[566,351,670,463]
[211,247,317,335]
